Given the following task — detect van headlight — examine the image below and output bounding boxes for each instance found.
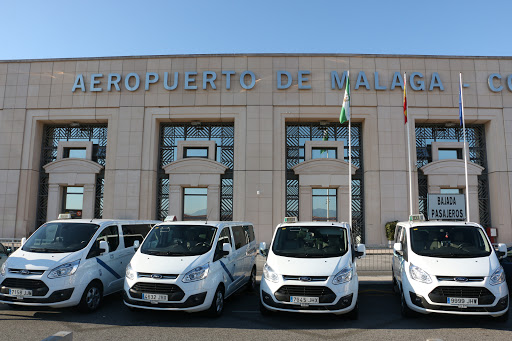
[490,266,505,286]
[263,263,279,283]
[0,262,6,276]
[182,263,209,283]
[332,265,353,285]
[47,260,80,279]
[125,263,136,280]
[409,263,432,284]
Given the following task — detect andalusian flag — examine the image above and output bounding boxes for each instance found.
[403,72,408,124]
[339,75,350,124]
[320,129,328,154]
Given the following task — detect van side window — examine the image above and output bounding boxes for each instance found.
[214,227,232,262]
[96,225,119,252]
[394,226,402,243]
[243,225,255,242]
[122,224,152,247]
[401,229,408,261]
[231,226,247,249]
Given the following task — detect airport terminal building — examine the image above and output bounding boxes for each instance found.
[1,53,512,245]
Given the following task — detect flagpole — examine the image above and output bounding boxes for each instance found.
[405,72,413,216]
[460,72,470,222]
[348,71,352,228]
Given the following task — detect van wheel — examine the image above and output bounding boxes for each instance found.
[345,301,359,320]
[207,286,224,318]
[246,266,257,292]
[259,299,272,316]
[400,291,415,318]
[78,281,103,313]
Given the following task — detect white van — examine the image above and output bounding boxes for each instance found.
[123,221,257,316]
[259,220,365,318]
[0,218,159,312]
[392,219,509,321]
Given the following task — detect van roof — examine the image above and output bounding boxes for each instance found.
[46,219,161,226]
[156,221,253,227]
[398,220,482,228]
[277,221,349,228]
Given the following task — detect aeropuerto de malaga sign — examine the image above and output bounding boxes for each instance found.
[71,70,512,93]
[428,194,466,221]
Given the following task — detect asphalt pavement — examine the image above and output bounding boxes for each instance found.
[0,280,510,341]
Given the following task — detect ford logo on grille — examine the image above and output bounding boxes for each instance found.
[455,277,468,282]
[151,274,163,279]
[299,276,312,282]
[20,270,30,275]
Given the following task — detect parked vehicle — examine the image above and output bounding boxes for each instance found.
[0,243,11,268]
[0,217,159,312]
[392,218,509,321]
[500,244,512,288]
[259,219,365,318]
[123,220,257,317]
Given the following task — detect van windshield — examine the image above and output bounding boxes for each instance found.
[272,225,348,258]
[22,222,99,253]
[141,225,217,256]
[410,225,492,258]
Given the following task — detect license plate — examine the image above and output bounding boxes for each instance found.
[290,296,319,304]
[142,293,168,302]
[8,289,32,297]
[447,297,478,305]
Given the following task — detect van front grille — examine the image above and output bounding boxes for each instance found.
[274,285,336,303]
[1,278,49,296]
[129,282,185,301]
[428,286,495,304]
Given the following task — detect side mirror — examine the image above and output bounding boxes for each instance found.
[6,248,12,256]
[222,243,232,256]
[133,240,140,250]
[496,243,507,259]
[259,242,269,257]
[99,240,109,254]
[393,242,403,253]
[355,244,366,258]
[20,238,26,247]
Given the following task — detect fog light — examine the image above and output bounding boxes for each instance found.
[498,295,509,308]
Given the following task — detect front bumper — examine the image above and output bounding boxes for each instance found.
[259,275,358,315]
[402,276,509,316]
[123,277,215,312]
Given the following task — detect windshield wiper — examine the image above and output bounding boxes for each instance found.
[26,247,50,253]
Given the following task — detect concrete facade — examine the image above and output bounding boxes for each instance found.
[1,54,512,245]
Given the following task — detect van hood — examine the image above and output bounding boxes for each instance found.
[130,252,211,275]
[413,255,499,277]
[5,249,82,270]
[267,252,351,277]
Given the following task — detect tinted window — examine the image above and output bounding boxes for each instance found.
[96,225,120,252]
[272,225,349,258]
[232,226,247,249]
[122,224,152,247]
[141,225,217,256]
[23,222,99,253]
[410,225,491,258]
[244,225,255,242]
[214,227,232,262]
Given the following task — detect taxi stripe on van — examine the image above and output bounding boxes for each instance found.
[219,260,234,282]
[96,258,122,279]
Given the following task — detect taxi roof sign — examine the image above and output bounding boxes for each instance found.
[284,217,297,223]
[58,213,72,220]
[164,215,178,222]
[409,214,425,222]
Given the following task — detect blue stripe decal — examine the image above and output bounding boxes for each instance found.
[96,258,122,279]
[219,260,234,282]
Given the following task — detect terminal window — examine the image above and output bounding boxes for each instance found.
[183,188,208,221]
[63,147,87,159]
[184,147,208,158]
[312,188,337,222]
[312,147,337,159]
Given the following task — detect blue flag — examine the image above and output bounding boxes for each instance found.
[459,76,463,126]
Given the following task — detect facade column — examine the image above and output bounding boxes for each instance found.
[82,184,96,219]
[46,184,61,221]
[207,184,220,221]
[168,185,182,220]
[337,186,350,223]
[299,186,312,221]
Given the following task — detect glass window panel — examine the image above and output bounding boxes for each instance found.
[184,147,208,158]
[64,187,84,210]
[64,147,87,159]
[312,188,337,221]
[312,148,337,159]
[183,188,208,220]
[440,188,462,194]
[438,149,461,160]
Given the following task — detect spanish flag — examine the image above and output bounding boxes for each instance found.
[403,72,407,124]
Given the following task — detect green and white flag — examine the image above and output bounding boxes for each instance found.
[340,75,350,124]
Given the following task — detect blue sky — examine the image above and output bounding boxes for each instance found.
[0,0,510,60]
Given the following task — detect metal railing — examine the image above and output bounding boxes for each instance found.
[357,244,393,275]
[0,238,23,252]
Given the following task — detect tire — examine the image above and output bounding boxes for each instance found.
[259,299,272,316]
[246,266,257,293]
[400,291,415,318]
[78,281,103,313]
[206,286,224,318]
[345,301,359,320]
